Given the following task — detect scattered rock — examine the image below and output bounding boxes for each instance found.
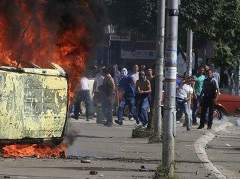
[90,171,98,175]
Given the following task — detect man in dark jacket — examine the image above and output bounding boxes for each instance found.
[198,69,219,130]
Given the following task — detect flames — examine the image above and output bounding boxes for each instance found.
[0,143,66,158]
[0,0,106,158]
[0,0,106,101]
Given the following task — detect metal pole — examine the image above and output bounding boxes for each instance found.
[186,29,193,76]
[235,62,239,96]
[162,0,179,176]
[154,0,166,136]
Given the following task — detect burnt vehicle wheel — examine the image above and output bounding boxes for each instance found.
[124,105,130,117]
[213,107,223,120]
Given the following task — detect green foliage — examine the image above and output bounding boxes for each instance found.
[100,0,240,68]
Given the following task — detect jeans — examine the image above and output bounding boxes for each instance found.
[200,99,214,127]
[176,98,191,130]
[74,90,92,119]
[118,97,138,122]
[102,95,114,123]
[137,96,149,126]
[192,96,201,123]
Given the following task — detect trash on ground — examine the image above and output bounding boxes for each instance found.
[81,159,91,163]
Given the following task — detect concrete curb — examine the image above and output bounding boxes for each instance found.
[194,122,234,179]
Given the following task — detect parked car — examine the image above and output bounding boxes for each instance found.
[211,94,240,120]
[122,93,240,120]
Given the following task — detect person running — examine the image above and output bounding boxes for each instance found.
[135,71,151,128]
[192,66,205,125]
[115,68,139,125]
[198,69,219,130]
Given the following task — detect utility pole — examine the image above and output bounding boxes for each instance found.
[235,62,239,96]
[186,29,193,76]
[162,0,179,176]
[154,0,166,137]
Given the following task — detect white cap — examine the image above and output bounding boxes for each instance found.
[121,68,128,77]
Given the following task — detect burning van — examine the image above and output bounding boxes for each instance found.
[0,63,68,145]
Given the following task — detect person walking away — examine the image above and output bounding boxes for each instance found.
[198,69,219,129]
[192,66,205,125]
[73,74,92,121]
[99,68,115,127]
[115,68,139,125]
[176,74,193,131]
[135,71,151,128]
[131,64,139,82]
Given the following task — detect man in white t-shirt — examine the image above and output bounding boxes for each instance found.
[131,64,139,82]
[176,75,193,131]
[73,74,92,121]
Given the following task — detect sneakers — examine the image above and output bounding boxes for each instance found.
[129,117,134,121]
[142,124,148,129]
[176,121,181,124]
[114,120,123,125]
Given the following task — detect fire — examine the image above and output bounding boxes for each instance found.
[0,143,66,158]
[0,0,106,158]
[0,0,106,103]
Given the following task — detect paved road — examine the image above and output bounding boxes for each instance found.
[0,116,237,179]
[207,122,240,179]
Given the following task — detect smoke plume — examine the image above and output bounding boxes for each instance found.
[0,0,107,98]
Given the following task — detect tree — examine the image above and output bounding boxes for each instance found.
[101,0,240,68]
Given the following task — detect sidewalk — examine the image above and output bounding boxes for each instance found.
[65,117,229,179]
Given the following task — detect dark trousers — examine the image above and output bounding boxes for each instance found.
[102,95,114,123]
[200,99,214,127]
[74,90,91,119]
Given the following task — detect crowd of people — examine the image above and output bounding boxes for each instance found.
[71,64,220,131]
[176,65,219,131]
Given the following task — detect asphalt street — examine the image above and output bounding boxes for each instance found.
[0,116,238,179]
